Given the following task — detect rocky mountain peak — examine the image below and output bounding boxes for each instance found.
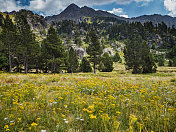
[65,3,80,11]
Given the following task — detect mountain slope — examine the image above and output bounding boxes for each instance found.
[46,3,176,27]
[46,3,127,23]
[131,14,176,27]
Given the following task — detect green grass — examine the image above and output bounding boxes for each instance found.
[0,68,176,132]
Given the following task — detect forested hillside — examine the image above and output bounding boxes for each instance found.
[0,5,176,74]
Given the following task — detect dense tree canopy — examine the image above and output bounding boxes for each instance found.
[124,34,157,74]
[43,26,67,73]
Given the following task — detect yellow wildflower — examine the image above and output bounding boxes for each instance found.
[36,118,41,122]
[89,114,96,119]
[31,122,37,127]
[4,125,8,129]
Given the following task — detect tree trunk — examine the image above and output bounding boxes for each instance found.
[8,43,12,72]
[25,57,28,74]
[71,64,73,74]
[52,55,55,73]
[94,62,96,74]
[16,63,19,73]
[36,67,39,74]
[25,62,28,74]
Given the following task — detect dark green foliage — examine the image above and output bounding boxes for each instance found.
[1,10,176,74]
[124,34,157,74]
[157,54,165,66]
[67,47,79,73]
[15,12,39,73]
[0,52,8,71]
[81,57,92,72]
[43,26,67,73]
[87,31,103,74]
[74,37,82,47]
[142,53,157,73]
[1,15,17,72]
[113,52,121,62]
[0,14,3,26]
[167,45,176,66]
[99,53,113,72]
[57,20,76,36]
[169,58,176,67]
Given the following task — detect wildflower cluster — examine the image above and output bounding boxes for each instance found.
[0,73,175,131]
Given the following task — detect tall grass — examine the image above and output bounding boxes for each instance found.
[0,71,176,131]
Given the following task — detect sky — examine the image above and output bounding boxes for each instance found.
[0,0,176,18]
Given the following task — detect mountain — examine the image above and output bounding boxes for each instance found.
[17,9,48,32]
[1,10,48,32]
[130,14,176,27]
[46,3,127,23]
[1,4,176,29]
[46,3,176,27]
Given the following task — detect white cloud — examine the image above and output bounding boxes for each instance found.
[164,0,176,16]
[115,0,153,5]
[0,0,23,12]
[108,8,124,15]
[0,0,154,16]
[28,0,65,16]
[108,8,129,18]
[120,14,129,18]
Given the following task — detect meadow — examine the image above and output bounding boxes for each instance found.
[0,66,176,132]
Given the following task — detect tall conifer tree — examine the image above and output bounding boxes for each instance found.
[124,34,156,74]
[67,47,79,73]
[87,31,103,74]
[1,15,17,72]
[15,11,39,73]
[43,26,66,73]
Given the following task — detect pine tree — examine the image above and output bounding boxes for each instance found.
[15,12,39,73]
[99,53,114,72]
[67,47,79,73]
[124,34,156,74]
[113,52,121,62]
[167,45,176,66]
[43,26,66,73]
[81,57,92,72]
[40,39,50,73]
[1,15,17,72]
[0,40,8,70]
[87,31,103,74]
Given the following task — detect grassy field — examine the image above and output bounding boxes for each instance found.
[0,67,176,132]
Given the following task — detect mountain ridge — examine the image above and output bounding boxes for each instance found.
[131,14,176,27]
[45,3,176,27]
[45,3,127,23]
[1,3,176,27]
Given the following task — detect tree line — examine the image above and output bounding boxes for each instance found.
[0,13,117,74]
[2,11,173,74]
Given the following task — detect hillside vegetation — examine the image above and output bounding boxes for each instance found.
[0,9,176,74]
